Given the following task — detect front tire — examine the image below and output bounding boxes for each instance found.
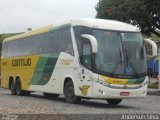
[106,99,122,105]
[64,81,81,104]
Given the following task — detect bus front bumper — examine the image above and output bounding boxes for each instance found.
[92,82,147,99]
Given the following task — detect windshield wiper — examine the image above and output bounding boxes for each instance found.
[124,48,139,76]
[111,48,124,74]
[124,49,129,67]
[119,49,123,67]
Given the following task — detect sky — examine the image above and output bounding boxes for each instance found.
[0,0,98,33]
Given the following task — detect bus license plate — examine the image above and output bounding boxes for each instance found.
[120,92,130,96]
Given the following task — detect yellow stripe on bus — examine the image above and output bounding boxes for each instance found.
[101,75,128,85]
[4,25,53,42]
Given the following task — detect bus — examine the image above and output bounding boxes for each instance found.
[0,18,151,105]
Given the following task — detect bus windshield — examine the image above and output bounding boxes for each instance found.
[93,30,147,78]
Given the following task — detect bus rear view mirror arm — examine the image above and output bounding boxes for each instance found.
[81,34,98,53]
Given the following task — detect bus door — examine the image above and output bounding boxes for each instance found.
[77,40,93,97]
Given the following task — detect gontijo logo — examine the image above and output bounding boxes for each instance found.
[12,58,31,67]
[79,85,90,96]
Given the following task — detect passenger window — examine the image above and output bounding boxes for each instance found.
[59,26,74,55]
[47,31,58,53]
[2,42,8,57]
[32,35,43,54]
[82,41,92,69]
[21,38,32,56]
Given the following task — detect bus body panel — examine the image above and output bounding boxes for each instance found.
[1,55,40,89]
[29,52,78,94]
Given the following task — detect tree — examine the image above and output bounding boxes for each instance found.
[95,0,160,37]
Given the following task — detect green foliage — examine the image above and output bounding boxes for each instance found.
[144,31,160,41]
[148,82,158,89]
[96,0,160,37]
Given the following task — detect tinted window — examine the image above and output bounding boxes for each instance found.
[7,41,16,56]
[3,25,73,57]
[32,35,43,54]
[2,42,8,56]
[43,31,59,53]
[73,26,91,57]
[21,38,32,56]
[15,40,22,56]
[82,41,92,69]
[58,26,74,55]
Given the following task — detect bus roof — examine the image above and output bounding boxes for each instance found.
[3,25,53,42]
[71,18,139,32]
[3,18,139,42]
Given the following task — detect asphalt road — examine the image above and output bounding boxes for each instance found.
[0,87,160,115]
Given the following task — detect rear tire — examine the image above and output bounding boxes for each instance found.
[43,93,59,98]
[106,99,122,105]
[64,81,81,104]
[15,79,23,96]
[10,81,16,95]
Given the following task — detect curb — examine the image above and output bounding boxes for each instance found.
[147,89,160,96]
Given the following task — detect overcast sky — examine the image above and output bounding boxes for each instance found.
[0,0,98,33]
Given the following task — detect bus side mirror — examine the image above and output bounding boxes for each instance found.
[81,34,98,53]
[144,39,157,57]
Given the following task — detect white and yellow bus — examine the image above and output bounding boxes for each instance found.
[0,18,150,105]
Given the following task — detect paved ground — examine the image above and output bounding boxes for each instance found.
[0,87,160,115]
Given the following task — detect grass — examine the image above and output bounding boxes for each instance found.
[148,82,159,89]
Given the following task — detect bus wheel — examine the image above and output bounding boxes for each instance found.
[64,81,81,104]
[106,99,122,105]
[43,93,59,98]
[15,78,23,96]
[10,81,16,95]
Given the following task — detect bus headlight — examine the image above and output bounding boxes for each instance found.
[95,79,110,87]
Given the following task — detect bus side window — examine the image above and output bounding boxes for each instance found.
[2,43,6,57]
[82,41,92,69]
[59,26,74,56]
